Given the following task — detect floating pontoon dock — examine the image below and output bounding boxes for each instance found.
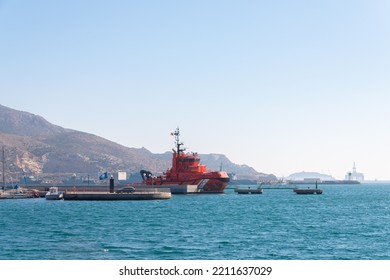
[234,187,263,194]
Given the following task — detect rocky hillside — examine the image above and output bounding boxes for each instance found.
[0,104,270,182]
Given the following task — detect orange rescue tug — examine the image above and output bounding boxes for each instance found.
[131,128,230,193]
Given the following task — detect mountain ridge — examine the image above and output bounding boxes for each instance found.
[0,104,273,182]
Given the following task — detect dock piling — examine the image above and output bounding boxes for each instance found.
[109,177,114,193]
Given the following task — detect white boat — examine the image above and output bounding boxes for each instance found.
[45,187,64,200]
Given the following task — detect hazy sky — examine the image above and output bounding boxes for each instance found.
[1,0,390,180]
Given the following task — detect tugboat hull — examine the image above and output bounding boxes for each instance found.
[132,128,230,193]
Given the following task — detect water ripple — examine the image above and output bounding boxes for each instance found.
[1,184,390,259]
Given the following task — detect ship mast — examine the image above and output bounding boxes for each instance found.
[173,127,185,155]
[2,146,5,191]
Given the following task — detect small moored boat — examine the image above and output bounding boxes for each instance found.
[45,187,64,200]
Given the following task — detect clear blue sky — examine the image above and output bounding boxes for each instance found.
[1,0,390,180]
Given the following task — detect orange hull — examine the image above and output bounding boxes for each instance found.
[141,176,229,193]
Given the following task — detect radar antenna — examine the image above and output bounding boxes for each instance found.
[171,127,185,155]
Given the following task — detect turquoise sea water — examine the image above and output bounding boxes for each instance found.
[1,184,390,260]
